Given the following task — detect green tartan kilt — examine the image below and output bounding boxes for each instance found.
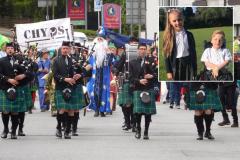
[187,89,222,111]
[117,83,133,107]
[54,85,86,110]
[30,84,38,92]
[133,90,156,115]
[24,85,33,109]
[0,85,32,112]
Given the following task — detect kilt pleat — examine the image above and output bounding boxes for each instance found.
[0,85,32,112]
[55,85,86,110]
[133,90,156,115]
[188,89,222,111]
[24,85,33,109]
[117,83,133,107]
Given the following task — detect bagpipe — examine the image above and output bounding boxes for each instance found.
[11,27,39,74]
[118,43,138,90]
[71,42,96,77]
[5,29,39,101]
[62,42,96,113]
[196,67,233,81]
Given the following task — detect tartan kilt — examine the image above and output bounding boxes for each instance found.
[24,85,34,109]
[187,89,222,111]
[0,85,32,112]
[117,83,133,107]
[133,90,156,115]
[54,85,86,110]
[30,84,38,92]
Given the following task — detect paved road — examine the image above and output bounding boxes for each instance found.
[0,100,240,160]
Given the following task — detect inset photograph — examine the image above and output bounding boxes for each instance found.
[159,7,233,81]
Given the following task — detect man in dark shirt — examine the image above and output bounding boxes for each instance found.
[0,42,33,139]
[52,41,86,139]
[129,43,157,140]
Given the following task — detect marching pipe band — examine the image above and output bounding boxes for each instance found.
[0,27,159,140]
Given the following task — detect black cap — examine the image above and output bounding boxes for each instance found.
[62,41,71,47]
[74,42,81,48]
[6,42,14,48]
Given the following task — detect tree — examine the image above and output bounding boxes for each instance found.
[159,8,166,31]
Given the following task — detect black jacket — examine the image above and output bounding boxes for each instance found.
[52,55,83,90]
[164,30,197,79]
[112,53,126,76]
[129,56,157,91]
[0,55,34,90]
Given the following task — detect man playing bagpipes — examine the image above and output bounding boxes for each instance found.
[52,41,87,139]
[129,43,157,140]
[0,42,37,139]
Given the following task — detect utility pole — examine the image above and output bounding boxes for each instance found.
[52,0,55,19]
[46,0,49,20]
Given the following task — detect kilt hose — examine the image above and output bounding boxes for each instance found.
[0,85,33,112]
[186,89,222,111]
[133,90,156,115]
[117,83,133,107]
[54,85,86,110]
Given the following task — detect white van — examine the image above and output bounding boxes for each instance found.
[74,32,88,47]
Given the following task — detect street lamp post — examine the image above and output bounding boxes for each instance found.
[46,0,49,20]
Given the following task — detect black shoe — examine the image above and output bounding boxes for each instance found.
[72,130,79,136]
[231,122,239,128]
[106,111,112,115]
[18,130,26,136]
[64,132,71,139]
[56,129,62,138]
[28,110,32,114]
[11,132,17,139]
[218,120,230,126]
[100,112,105,117]
[204,132,215,140]
[196,133,203,140]
[169,105,173,109]
[231,123,239,128]
[143,132,149,140]
[122,124,126,128]
[122,126,131,131]
[1,130,8,139]
[135,129,141,139]
[132,126,137,132]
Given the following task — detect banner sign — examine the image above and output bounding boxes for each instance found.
[68,0,85,20]
[16,18,73,50]
[103,3,121,29]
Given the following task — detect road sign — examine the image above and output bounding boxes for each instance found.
[94,0,102,12]
[38,0,57,7]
